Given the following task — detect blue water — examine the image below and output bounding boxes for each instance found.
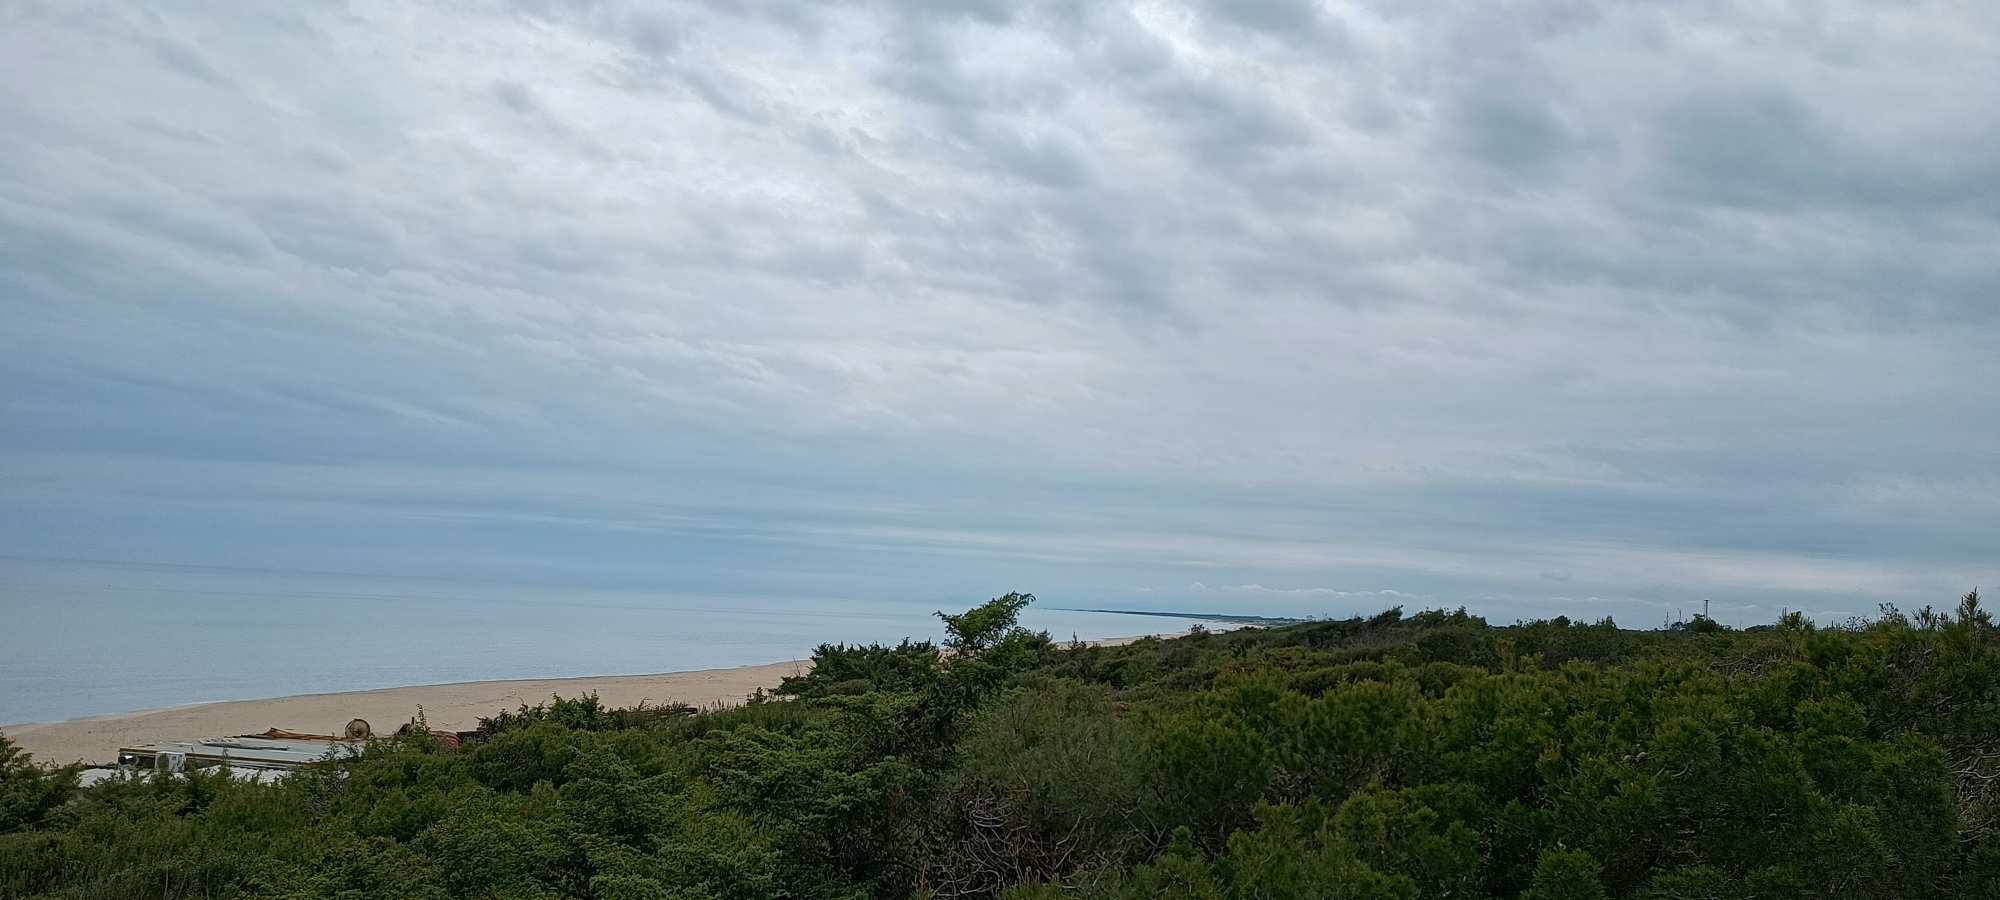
[0,558,1206,725]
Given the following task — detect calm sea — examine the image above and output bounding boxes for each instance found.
[0,558,1209,725]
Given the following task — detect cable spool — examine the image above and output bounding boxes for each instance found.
[344,718,372,741]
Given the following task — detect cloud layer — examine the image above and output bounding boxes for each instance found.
[3,0,1996,624]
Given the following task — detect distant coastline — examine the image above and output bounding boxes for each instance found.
[1057,607,1309,626]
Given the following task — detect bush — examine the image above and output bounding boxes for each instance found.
[0,731,78,833]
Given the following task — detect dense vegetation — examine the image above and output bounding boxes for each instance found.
[5,590,1999,899]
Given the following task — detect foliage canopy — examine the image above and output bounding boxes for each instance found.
[5,590,2000,899]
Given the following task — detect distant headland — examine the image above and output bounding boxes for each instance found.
[1056,607,1309,626]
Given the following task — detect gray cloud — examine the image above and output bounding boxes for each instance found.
[1198,0,1331,39]
[1,0,1995,624]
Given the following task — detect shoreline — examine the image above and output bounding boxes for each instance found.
[5,631,1189,766]
[5,660,813,767]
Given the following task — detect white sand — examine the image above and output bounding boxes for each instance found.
[5,631,1190,766]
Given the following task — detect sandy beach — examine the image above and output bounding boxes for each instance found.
[5,660,809,766]
[5,632,1190,766]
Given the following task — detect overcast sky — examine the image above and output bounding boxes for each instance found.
[2,0,1995,625]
